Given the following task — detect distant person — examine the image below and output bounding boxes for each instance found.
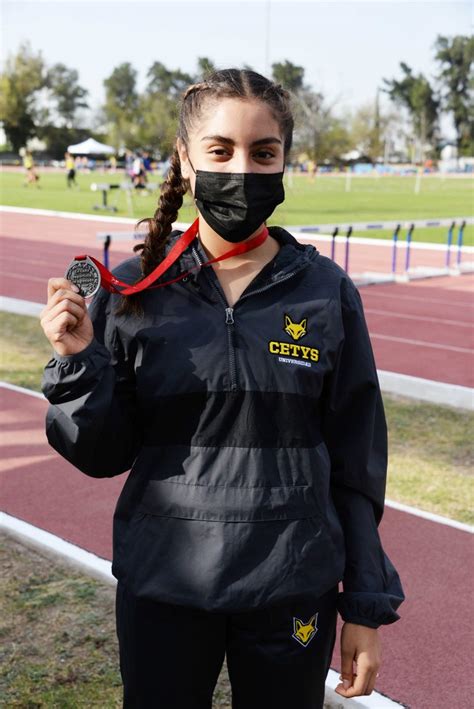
[22,149,40,187]
[124,149,134,181]
[142,151,153,173]
[109,155,117,173]
[65,152,77,188]
[132,152,147,189]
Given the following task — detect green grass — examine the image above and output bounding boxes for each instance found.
[0,535,233,706]
[1,169,472,245]
[1,311,472,525]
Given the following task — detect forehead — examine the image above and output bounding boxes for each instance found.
[192,97,282,143]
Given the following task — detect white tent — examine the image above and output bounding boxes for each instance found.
[67,137,115,155]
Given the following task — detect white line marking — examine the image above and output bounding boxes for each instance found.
[1,206,472,253]
[0,205,189,231]
[0,511,115,586]
[372,333,472,353]
[0,270,46,283]
[361,289,474,308]
[365,308,472,328]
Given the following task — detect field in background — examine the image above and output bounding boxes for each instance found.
[1,170,472,246]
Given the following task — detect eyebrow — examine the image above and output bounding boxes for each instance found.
[200,135,282,147]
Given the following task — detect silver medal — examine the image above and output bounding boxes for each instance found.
[65,257,101,298]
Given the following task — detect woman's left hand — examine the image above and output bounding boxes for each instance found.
[334,622,381,698]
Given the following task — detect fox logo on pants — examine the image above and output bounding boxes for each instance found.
[292,613,318,646]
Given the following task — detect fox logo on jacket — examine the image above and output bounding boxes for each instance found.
[292,613,318,646]
[284,314,307,340]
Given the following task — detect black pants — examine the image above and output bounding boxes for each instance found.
[115,581,338,709]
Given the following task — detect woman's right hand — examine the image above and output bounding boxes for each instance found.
[40,278,94,357]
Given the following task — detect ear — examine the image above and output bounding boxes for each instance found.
[300,318,307,330]
[176,137,191,181]
[285,314,292,327]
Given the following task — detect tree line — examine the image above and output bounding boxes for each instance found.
[0,36,472,161]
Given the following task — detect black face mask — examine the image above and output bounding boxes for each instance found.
[187,155,285,243]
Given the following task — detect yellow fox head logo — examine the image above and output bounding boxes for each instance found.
[292,613,318,646]
[284,314,307,341]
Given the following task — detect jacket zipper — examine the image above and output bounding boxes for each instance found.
[192,246,238,391]
[191,245,311,392]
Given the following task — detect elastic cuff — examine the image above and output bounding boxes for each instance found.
[52,337,104,363]
[336,591,403,628]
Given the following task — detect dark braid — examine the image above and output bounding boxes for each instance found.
[116,68,294,317]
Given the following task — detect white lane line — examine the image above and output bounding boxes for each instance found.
[0,205,189,231]
[372,333,472,353]
[0,270,45,283]
[361,289,474,308]
[365,308,472,328]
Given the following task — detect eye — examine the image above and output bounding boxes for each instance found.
[254,150,275,160]
[209,148,230,156]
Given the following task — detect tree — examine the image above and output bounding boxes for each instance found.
[103,63,140,149]
[46,63,88,127]
[383,63,439,161]
[0,42,46,151]
[196,57,216,80]
[271,60,305,92]
[349,96,399,162]
[146,62,194,99]
[434,34,474,155]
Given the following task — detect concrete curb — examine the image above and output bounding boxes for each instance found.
[0,512,405,709]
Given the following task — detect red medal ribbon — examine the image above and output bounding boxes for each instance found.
[72,217,269,296]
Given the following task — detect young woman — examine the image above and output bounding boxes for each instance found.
[40,68,404,709]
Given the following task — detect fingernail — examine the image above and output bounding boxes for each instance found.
[343,679,350,689]
[71,284,80,292]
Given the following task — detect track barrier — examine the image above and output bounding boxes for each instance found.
[90,181,159,216]
[96,217,473,287]
[290,217,473,285]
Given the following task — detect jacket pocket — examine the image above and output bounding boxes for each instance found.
[137,479,320,522]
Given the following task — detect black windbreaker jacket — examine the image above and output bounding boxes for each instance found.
[41,225,405,628]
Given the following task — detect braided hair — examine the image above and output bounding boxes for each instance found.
[116,68,294,317]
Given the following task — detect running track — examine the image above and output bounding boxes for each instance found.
[1,209,474,707]
[1,209,473,387]
[1,384,473,709]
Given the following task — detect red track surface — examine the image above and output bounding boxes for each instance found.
[1,210,472,387]
[1,384,473,709]
[1,209,474,707]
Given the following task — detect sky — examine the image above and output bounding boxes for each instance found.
[2,0,472,138]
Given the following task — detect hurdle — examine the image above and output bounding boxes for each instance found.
[95,218,473,287]
[91,181,159,216]
[291,217,474,285]
[96,221,189,269]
